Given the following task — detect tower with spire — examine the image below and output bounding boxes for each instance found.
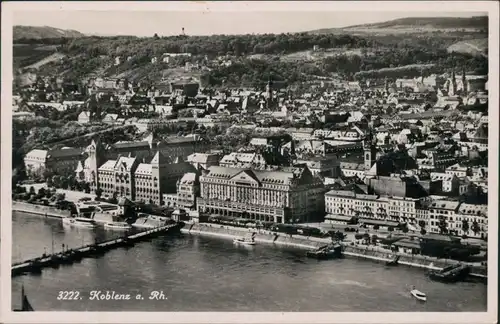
[462,66,468,96]
[265,75,273,109]
[363,124,377,172]
[450,68,457,96]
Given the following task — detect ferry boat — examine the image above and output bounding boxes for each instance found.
[62,217,97,228]
[104,221,132,231]
[233,235,256,246]
[410,287,427,301]
[132,214,170,229]
[427,263,471,283]
[306,244,343,260]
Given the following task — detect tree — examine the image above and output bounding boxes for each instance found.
[95,188,103,200]
[420,228,427,235]
[418,220,426,229]
[61,178,69,190]
[388,226,394,232]
[46,176,53,188]
[29,186,35,195]
[461,219,470,236]
[471,220,481,236]
[38,187,46,198]
[438,217,448,234]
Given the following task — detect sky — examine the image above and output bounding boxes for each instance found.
[12,8,484,37]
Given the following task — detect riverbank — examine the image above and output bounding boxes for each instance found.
[12,201,70,218]
[182,222,487,279]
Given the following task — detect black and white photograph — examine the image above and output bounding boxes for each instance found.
[1,1,498,323]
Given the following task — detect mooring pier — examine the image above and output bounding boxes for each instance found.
[12,222,184,277]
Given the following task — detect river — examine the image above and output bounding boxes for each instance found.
[12,212,487,311]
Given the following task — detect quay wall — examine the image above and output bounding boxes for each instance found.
[12,201,70,218]
[183,223,487,278]
[182,223,325,250]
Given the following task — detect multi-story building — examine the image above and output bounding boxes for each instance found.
[219,152,270,169]
[324,190,428,228]
[456,203,488,239]
[155,136,209,161]
[175,172,200,210]
[324,190,391,226]
[196,166,325,224]
[80,136,205,193]
[295,156,339,178]
[430,172,460,194]
[339,162,365,178]
[427,200,460,234]
[187,153,220,170]
[98,156,139,201]
[445,163,470,178]
[25,148,84,177]
[134,152,166,205]
[87,146,195,205]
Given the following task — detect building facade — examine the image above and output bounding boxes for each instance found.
[25,148,84,177]
[324,190,427,228]
[196,166,325,224]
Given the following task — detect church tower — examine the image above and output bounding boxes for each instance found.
[363,126,377,172]
[462,66,468,96]
[450,68,457,96]
[265,76,273,109]
[87,138,105,192]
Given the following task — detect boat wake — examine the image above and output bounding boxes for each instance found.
[333,279,372,289]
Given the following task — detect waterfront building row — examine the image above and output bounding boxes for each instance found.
[324,190,487,238]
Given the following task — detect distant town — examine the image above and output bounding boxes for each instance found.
[13,63,489,242]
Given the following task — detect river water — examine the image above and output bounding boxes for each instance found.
[12,212,487,311]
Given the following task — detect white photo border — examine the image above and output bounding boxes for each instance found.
[1,1,498,323]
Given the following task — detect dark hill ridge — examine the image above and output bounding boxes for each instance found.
[14,25,85,40]
[309,16,488,35]
[345,16,488,29]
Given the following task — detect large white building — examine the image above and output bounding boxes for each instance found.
[196,166,325,223]
[324,190,428,228]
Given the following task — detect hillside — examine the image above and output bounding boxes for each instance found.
[14,26,85,40]
[310,16,488,35]
[447,38,488,57]
[12,25,488,88]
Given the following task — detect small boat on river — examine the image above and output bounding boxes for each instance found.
[233,236,256,246]
[410,287,427,301]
